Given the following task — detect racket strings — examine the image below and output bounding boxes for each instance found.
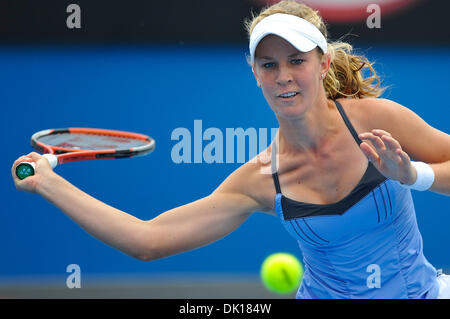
[37,133,150,151]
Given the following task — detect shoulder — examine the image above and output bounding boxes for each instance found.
[337,97,412,132]
[213,148,277,215]
[338,97,450,163]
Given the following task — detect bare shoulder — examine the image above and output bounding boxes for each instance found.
[338,97,450,163]
[213,148,277,215]
[336,97,410,132]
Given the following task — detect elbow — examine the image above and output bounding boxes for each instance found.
[132,243,164,262]
[131,221,167,262]
[135,254,153,262]
[133,250,158,262]
[134,246,171,262]
[132,246,159,262]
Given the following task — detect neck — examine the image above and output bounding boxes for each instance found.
[276,98,338,155]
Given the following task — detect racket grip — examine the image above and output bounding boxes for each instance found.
[15,154,58,180]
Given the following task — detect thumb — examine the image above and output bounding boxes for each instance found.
[24,152,55,171]
[27,152,44,162]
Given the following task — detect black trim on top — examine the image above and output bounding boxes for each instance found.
[281,164,386,219]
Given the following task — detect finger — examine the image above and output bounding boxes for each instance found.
[14,155,33,165]
[380,134,401,151]
[371,129,392,137]
[396,148,411,164]
[27,152,43,161]
[360,141,380,163]
[359,132,386,152]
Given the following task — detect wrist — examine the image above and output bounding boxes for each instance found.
[400,164,418,186]
[399,161,435,191]
[36,171,63,198]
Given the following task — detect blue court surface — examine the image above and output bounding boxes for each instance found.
[0,44,449,297]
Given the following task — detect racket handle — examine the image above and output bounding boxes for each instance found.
[15,154,58,180]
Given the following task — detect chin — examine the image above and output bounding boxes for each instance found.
[274,105,307,120]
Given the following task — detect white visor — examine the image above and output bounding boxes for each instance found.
[249,13,327,64]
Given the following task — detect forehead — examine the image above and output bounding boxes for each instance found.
[254,34,303,58]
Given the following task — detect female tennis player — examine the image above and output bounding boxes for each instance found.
[11,1,450,298]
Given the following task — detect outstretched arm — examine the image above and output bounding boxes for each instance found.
[11,152,261,261]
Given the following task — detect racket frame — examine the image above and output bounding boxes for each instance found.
[30,127,155,165]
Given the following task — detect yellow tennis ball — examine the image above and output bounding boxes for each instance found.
[260,253,304,294]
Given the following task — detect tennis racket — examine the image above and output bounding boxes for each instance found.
[15,127,155,180]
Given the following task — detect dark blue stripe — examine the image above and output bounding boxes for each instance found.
[372,191,380,223]
[290,220,321,246]
[383,182,393,216]
[302,219,329,243]
[377,185,388,220]
[288,220,313,245]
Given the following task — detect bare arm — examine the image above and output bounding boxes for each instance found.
[146,190,258,260]
[11,153,262,261]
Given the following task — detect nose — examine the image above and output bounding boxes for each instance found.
[276,64,294,86]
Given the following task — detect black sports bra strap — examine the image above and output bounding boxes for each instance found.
[334,100,363,146]
[270,136,282,194]
[272,172,282,194]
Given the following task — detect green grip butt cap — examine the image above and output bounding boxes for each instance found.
[16,163,35,180]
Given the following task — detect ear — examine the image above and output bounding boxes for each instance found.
[252,65,261,87]
[320,53,331,78]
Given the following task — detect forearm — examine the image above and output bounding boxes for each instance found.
[37,173,153,260]
[429,160,450,195]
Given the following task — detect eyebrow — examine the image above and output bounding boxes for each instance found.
[257,52,304,60]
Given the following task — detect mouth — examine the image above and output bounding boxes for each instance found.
[277,91,300,99]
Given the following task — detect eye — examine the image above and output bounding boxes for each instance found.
[291,58,304,65]
[262,62,275,69]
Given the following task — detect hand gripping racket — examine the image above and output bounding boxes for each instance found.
[15,128,155,180]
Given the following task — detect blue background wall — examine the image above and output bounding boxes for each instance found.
[1,44,449,282]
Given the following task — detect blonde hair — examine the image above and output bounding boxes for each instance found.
[244,0,386,99]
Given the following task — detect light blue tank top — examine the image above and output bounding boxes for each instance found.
[272,100,440,299]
